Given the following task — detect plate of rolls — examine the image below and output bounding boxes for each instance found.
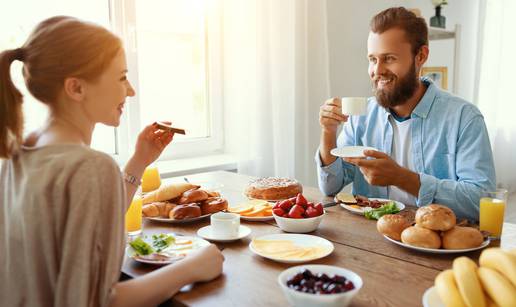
[141,182,229,223]
[377,204,490,253]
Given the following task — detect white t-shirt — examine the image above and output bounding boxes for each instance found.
[388,116,417,206]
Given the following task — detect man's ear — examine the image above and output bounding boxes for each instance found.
[63,77,86,102]
[416,45,429,68]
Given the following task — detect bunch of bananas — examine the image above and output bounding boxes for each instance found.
[434,248,516,307]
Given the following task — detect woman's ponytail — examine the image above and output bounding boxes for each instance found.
[0,48,24,159]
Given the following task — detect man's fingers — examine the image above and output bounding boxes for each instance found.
[325,97,342,107]
[364,150,388,159]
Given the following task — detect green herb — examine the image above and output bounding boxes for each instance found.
[129,237,154,255]
[364,202,400,220]
[152,234,176,252]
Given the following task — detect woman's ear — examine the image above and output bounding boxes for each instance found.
[63,77,86,102]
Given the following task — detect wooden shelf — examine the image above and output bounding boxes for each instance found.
[429,27,455,40]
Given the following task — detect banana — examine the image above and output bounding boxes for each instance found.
[435,270,467,307]
[485,295,499,307]
[479,248,516,288]
[453,257,486,307]
[477,267,516,307]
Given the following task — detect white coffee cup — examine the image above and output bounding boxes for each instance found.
[210,212,240,239]
[341,97,367,115]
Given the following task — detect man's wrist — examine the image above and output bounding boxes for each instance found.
[396,168,421,197]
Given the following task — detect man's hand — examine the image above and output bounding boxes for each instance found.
[344,150,421,196]
[319,98,348,134]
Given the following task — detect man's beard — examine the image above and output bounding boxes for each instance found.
[372,61,418,108]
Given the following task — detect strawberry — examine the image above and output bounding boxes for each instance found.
[279,199,294,211]
[305,206,319,218]
[273,201,282,210]
[296,193,308,208]
[314,203,324,216]
[273,208,285,217]
[288,205,304,219]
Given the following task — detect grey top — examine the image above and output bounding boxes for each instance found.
[0,144,127,307]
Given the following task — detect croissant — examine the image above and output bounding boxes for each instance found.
[142,202,177,217]
[143,182,200,204]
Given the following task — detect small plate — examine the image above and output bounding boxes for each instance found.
[330,146,377,158]
[249,233,334,264]
[126,234,210,265]
[145,213,212,224]
[338,198,405,215]
[383,235,490,254]
[197,225,251,242]
[422,286,444,307]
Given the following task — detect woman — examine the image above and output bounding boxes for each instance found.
[0,16,224,306]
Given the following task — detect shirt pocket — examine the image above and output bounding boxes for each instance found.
[427,153,456,179]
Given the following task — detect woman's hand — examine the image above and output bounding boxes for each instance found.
[132,122,174,168]
[183,244,224,282]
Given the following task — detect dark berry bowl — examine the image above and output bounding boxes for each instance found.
[278,265,363,307]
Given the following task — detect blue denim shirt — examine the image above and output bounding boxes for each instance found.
[315,78,496,221]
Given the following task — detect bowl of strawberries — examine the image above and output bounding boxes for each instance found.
[272,194,325,233]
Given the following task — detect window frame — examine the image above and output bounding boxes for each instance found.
[109,0,224,163]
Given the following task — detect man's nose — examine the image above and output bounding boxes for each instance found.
[374,61,386,77]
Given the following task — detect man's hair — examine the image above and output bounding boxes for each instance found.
[370,7,428,56]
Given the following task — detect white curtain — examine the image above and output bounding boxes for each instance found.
[222,0,330,186]
[477,0,516,193]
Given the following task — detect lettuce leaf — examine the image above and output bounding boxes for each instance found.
[129,237,154,255]
[364,202,400,220]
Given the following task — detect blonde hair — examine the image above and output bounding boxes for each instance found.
[0,16,122,158]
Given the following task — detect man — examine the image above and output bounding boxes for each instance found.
[315,7,495,221]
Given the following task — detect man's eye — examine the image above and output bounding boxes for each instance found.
[368,58,377,64]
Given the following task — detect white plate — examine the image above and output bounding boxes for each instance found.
[249,233,334,264]
[126,234,210,265]
[197,225,251,242]
[383,235,491,254]
[240,215,274,222]
[145,213,212,224]
[422,286,444,307]
[338,198,405,215]
[330,146,377,158]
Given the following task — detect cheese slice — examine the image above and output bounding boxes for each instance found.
[336,192,357,204]
[251,239,329,260]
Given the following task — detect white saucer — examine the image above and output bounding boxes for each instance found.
[330,146,377,158]
[197,225,251,242]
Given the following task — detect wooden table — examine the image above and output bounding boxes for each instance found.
[122,171,516,307]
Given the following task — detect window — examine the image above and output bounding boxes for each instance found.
[111,0,223,161]
[1,0,116,154]
[2,0,223,162]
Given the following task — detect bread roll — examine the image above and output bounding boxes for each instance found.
[143,183,200,204]
[415,204,456,231]
[142,202,177,217]
[377,214,412,241]
[401,226,441,249]
[442,226,484,249]
[179,189,209,204]
[170,204,201,220]
[201,197,228,215]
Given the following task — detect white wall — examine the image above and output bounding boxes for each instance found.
[326,0,481,102]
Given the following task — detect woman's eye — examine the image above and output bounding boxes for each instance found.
[120,76,127,81]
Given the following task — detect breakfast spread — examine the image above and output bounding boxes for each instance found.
[286,269,355,294]
[245,177,303,201]
[378,204,486,250]
[434,248,516,307]
[142,183,227,220]
[272,194,324,219]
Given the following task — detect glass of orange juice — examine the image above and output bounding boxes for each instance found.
[141,166,161,193]
[126,193,143,236]
[479,189,508,240]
